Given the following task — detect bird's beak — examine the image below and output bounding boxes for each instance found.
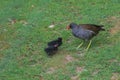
[66,26,70,30]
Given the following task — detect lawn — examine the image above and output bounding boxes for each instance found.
[0,0,120,80]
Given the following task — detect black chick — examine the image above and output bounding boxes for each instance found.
[67,23,105,50]
[47,37,62,47]
[44,37,62,56]
[44,45,58,56]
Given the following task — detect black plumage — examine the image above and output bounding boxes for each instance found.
[44,37,62,56]
[44,46,58,56]
[47,37,62,47]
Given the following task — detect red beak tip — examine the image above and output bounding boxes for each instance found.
[66,26,70,30]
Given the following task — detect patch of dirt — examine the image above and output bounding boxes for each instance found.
[39,76,44,80]
[106,16,117,23]
[33,75,44,80]
[46,67,56,74]
[0,41,10,51]
[71,75,79,80]
[0,54,3,60]
[108,59,118,63]
[17,54,28,66]
[108,16,120,35]
[64,55,75,64]
[76,66,85,73]
[17,54,27,60]
[19,20,28,26]
[28,59,37,66]
[77,52,85,57]
[8,18,17,25]
[111,73,120,80]
[92,69,100,76]
[109,24,120,35]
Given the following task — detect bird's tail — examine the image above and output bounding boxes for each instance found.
[92,24,105,31]
[99,25,105,31]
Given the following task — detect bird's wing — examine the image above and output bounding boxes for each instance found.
[78,24,101,34]
[81,27,96,35]
[87,29,96,34]
[47,40,56,46]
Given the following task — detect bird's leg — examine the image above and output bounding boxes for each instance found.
[76,41,84,49]
[86,40,92,51]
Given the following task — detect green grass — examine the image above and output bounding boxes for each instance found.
[0,0,120,80]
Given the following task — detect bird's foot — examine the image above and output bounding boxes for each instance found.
[85,40,92,51]
[76,42,84,50]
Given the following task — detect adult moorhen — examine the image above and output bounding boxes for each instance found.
[67,23,105,51]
